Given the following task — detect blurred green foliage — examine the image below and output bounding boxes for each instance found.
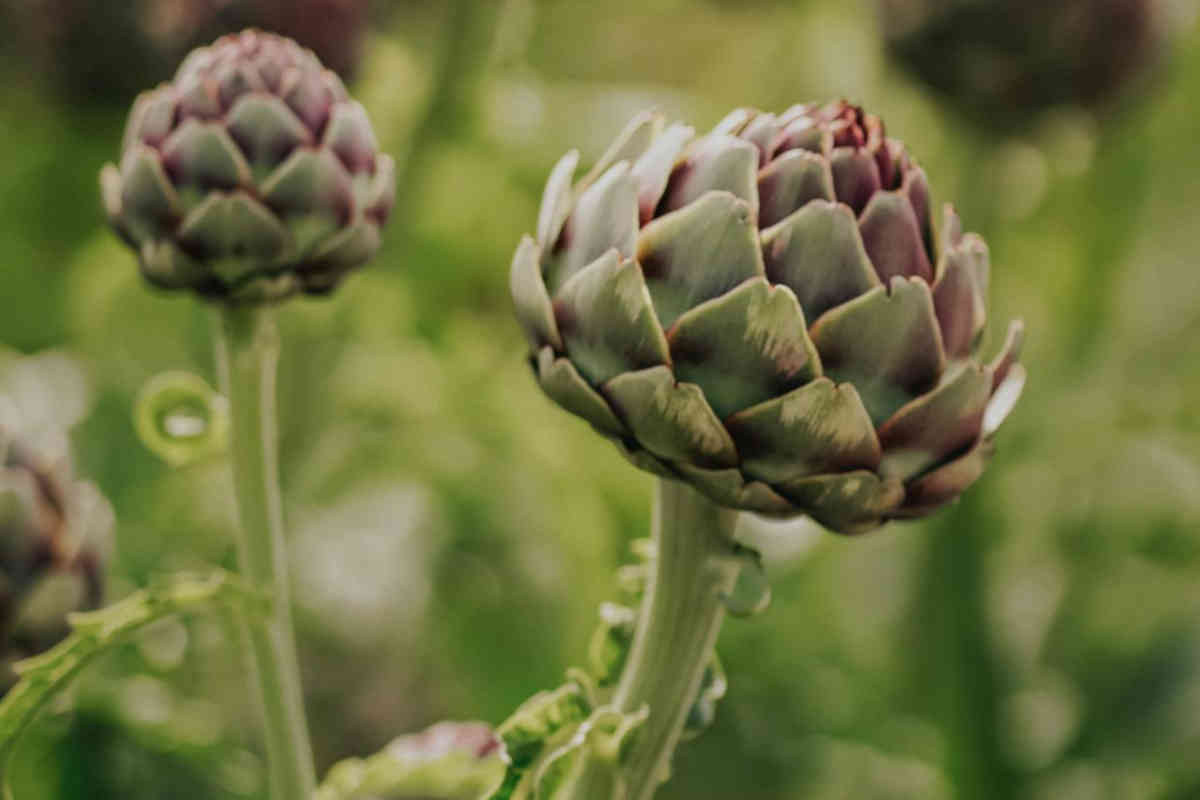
[1,0,1200,798]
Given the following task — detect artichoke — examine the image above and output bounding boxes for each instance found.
[3,0,371,103]
[101,29,395,304]
[510,102,1025,534]
[880,0,1164,121]
[1,428,107,684]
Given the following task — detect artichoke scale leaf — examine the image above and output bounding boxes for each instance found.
[829,146,881,215]
[711,107,757,137]
[776,470,905,535]
[637,191,765,329]
[551,250,670,386]
[809,277,946,426]
[667,277,821,420]
[550,161,639,292]
[983,362,1025,438]
[761,199,880,322]
[226,93,314,174]
[603,367,738,470]
[858,190,934,284]
[661,134,759,217]
[511,237,563,352]
[893,438,995,518]
[536,150,580,249]
[365,154,396,225]
[118,146,182,241]
[670,464,794,516]
[323,101,379,173]
[757,149,836,229]
[536,347,627,439]
[877,361,993,481]
[177,192,289,274]
[932,236,990,359]
[901,166,934,261]
[99,165,125,228]
[309,219,381,272]
[261,147,354,222]
[139,240,208,289]
[123,88,177,151]
[631,124,694,224]
[608,437,677,479]
[579,110,663,190]
[161,118,253,191]
[738,113,782,166]
[987,319,1025,390]
[725,377,881,485]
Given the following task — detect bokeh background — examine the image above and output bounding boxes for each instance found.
[2,0,1200,797]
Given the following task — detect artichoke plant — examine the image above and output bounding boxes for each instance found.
[3,0,371,102]
[511,102,1025,534]
[101,29,395,304]
[1,427,107,684]
[880,0,1164,121]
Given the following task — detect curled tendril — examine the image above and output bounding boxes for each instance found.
[0,571,263,800]
[719,545,772,618]
[134,371,229,468]
[531,705,650,800]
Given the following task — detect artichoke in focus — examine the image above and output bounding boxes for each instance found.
[1,427,108,686]
[101,29,395,304]
[880,0,1165,122]
[511,103,1025,534]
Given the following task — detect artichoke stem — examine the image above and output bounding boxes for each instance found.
[215,307,316,800]
[573,479,742,800]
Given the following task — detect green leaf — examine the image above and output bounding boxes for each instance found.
[316,721,507,800]
[0,571,263,798]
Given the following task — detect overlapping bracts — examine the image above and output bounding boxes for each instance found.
[101,30,394,304]
[1,428,106,679]
[511,102,1025,533]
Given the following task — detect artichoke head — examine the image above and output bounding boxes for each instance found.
[511,102,1025,534]
[100,29,395,304]
[1,430,106,679]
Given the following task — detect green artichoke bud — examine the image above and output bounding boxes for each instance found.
[1,429,107,685]
[101,29,395,304]
[511,103,1025,533]
[880,0,1164,122]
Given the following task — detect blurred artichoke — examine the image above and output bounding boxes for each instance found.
[1,428,107,686]
[511,102,1025,533]
[101,30,395,304]
[2,0,372,102]
[880,0,1165,121]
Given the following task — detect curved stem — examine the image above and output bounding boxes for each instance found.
[215,307,316,800]
[571,480,742,800]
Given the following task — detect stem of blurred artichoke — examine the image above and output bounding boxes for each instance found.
[570,480,742,800]
[215,307,317,800]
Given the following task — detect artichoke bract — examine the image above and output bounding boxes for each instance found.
[1,429,106,683]
[101,29,395,304]
[511,103,1025,534]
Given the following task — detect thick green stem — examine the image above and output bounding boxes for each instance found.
[572,480,742,800]
[215,307,316,800]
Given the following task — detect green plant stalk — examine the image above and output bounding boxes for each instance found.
[215,307,316,800]
[571,479,742,800]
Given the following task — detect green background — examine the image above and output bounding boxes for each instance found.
[2,1,1200,797]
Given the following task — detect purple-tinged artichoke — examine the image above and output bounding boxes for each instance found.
[1,429,107,684]
[511,103,1025,534]
[880,0,1165,122]
[100,30,395,304]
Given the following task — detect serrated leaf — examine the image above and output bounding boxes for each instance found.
[315,721,507,800]
[0,571,263,795]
